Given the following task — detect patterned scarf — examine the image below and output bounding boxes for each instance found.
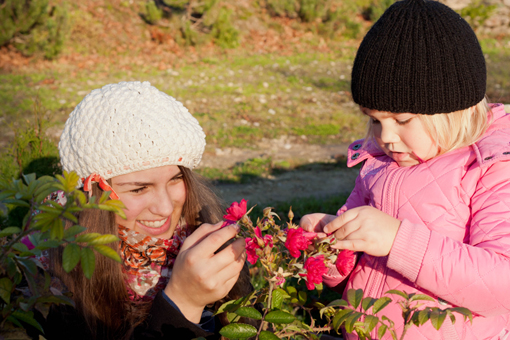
[118,224,189,302]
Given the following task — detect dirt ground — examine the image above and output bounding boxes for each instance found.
[199,139,359,205]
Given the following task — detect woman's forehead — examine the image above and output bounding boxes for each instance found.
[111,165,181,185]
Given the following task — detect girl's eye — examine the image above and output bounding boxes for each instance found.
[396,118,412,125]
[130,186,147,193]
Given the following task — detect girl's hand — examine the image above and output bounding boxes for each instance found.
[164,222,246,323]
[299,213,337,239]
[325,206,401,257]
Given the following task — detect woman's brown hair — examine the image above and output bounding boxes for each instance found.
[50,166,224,339]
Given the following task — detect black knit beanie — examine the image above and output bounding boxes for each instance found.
[351,0,486,114]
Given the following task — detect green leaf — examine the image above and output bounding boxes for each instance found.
[75,190,88,206]
[377,323,388,339]
[449,307,473,323]
[298,290,307,305]
[62,243,81,272]
[430,309,447,330]
[87,234,119,245]
[259,330,280,340]
[12,242,29,253]
[64,225,87,239]
[2,199,30,207]
[234,307,262,320]
[446,310,456,325]
[62,211,78,224]
[327,299,348,307]
[286,286,297,296]
[99,190,111,204]
[93,245,121,262]
[49,218,64,240]
[264,311,296,324]
[0,227,22,237]
[332,309,353,331]
[17,257,38,276]
[418,309,430,326]
[272,289,283,310]
[344,311,363,334]
[363,315,379,333]
[347,288,363,309]
[409,294,435,302]
[362,297,376,311]
[22,173,37,185]
[386,290,408,299]
[81,247,96,279]
[372,297,392,314]
[219,323,257,339]
[75,233,102,243]
[11,310,43,332]
[0,278,13,303]
[35,239,61,250]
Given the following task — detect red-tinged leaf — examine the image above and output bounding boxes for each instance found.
[373,297,392,314]
[347,288,363,309]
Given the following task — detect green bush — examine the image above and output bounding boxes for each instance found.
[266,0,299,18]
[458,0,498,31]
[211,7,239,48]
[143,0,164,24]
[0,0,70,59]
[361,0,394,22]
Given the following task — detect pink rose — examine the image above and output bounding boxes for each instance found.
[301,255,328,290]
[21,236,35,250]
[222,199,248,227]
[335,250,357,276]
[245,227,273,265]
[284,228,316,258]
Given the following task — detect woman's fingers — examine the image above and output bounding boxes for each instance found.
[181,222,238,255]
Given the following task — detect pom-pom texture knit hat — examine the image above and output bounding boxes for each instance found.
[351,0,486,114]
[59,81,206,180]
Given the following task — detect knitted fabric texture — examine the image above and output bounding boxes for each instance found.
[351,0,486,115]
[59,81,206,180]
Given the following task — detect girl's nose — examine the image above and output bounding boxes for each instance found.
[380,125,400,144]
[150,189,174,217]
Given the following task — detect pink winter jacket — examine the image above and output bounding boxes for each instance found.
[325,103,510,340]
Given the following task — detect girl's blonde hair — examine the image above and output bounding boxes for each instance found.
[365,97,492,155]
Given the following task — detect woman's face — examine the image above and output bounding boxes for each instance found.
[111,165,186,239]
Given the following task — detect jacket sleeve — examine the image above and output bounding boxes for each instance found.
[323,173,367,289]
[135,291,220,340]
[388,161,510,317]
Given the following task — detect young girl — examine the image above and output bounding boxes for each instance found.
[39,81,247,340]
[300,0,510,339]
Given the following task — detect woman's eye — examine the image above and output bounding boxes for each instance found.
[170,175,184,183]
[130,186,147,193]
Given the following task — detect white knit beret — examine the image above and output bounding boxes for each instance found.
[59,81,206,180]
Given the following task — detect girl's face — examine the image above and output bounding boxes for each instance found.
[362,107,439,167]
[111,165,186,239]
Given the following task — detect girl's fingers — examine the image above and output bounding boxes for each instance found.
[324,208,360,234]
[299,213,336,233]
[331,238,366,251]
[333,219,361,241]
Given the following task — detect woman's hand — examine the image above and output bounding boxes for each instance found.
[164,222,246,323]
[324,206,401,257]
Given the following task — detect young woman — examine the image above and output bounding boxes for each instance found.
[39,81,248,340]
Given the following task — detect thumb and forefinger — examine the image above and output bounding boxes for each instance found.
[299,213,337,237]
